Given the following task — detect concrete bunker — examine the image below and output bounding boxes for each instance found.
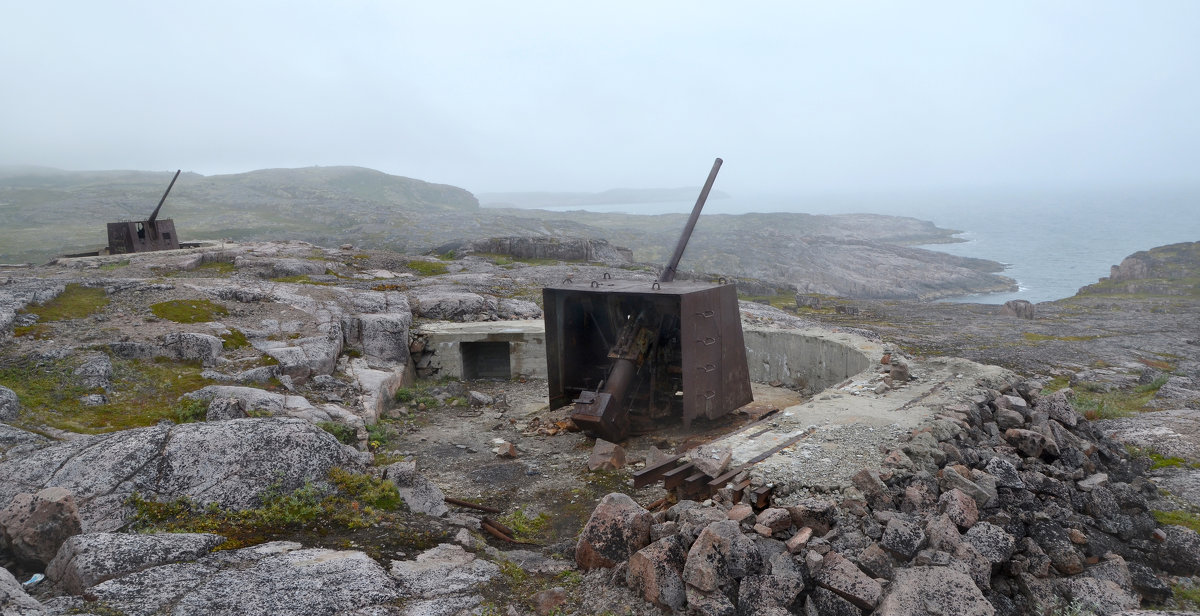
[412,319,874,399]
[412,320,546,380]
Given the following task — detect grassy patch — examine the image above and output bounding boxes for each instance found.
[221,328,250,350]
[269,274,332,285]
[371,283,407,292]
[407,260,449,276]
[1043,375,1070,392]
[150,299,229,323]
[127,468,412,550]
[1138,357,1176,372]
[1153,509,1200,533]
[1177,582,1200,610]
[99,259,130,271]
[497,508,552,543]
[14,324,52,339]
[196,261,235,275]
[437,250,456,260]
[1148,452,1200,470]
[740,292,798,311]
[1,355,214,433]
[1073,376,1169,420]
[21,283,109,322]
[394,387,437,409]
[366,422,391,451]
[318,421,358,445]
[481,555,584,614]
[172,398,209,424]
[1022,332,1101,342]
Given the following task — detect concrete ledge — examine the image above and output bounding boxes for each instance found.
[742,325,877,394]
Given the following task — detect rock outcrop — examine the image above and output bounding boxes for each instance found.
[55,541,399,616]
[0,418,360,531]
[46,532,225,594]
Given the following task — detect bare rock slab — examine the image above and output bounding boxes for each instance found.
[0,486,83,566]
[390,543,499,598]
[383,460,448,517]
[46,531,225,595]
[0,565,46,615]
[682,520,763,593]
[86,542,398,616]
[875,566,994,616]
[812,550,881,611]
[0,385,20,422]
[626,535,687,611]
[588,439,626,471]
[575,492,652,570]
[0,418,360,532]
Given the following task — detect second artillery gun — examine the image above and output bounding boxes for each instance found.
[105,169,182,255]
[542,159,752,442]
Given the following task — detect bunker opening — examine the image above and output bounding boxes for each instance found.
[461,341,511,380]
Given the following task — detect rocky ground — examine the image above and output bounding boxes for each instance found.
[0,240,1197,615]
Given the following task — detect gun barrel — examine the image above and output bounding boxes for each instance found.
[148,170,181,222]
[660,158,722,283]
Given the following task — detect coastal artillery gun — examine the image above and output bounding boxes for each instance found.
[542,159,752,442]
[105,169,182,254]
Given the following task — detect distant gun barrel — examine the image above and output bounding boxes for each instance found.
[148,169,181,222]
[659,157,722,283]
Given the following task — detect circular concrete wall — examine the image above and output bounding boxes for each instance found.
[742,325,874,393]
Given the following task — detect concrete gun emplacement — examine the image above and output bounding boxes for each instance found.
[542,158,753,442]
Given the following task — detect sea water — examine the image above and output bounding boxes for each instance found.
[504,186,1200,304]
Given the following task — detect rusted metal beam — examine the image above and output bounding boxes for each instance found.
[633,455,683,488]
[444,497,501,513]
[662,462,696,490]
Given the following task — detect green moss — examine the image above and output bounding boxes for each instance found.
[21,283,109,322]
[150,299,229,323]
[498,560,529,585]
[0,355,214,433]
[739,292,798,311]
[172,398,209,424]
[438,250,456,260]
[1176,582,1200,610]
[98,259,130,271]
[221,328,250,350]
[196,260,236,275]
[1022,332,1101,342]
[497,508,552,542]
[318,421,357,445]
[127,468,410,549]
[1148,452,1200,469]
[1072,376,1169,420]
[269,274,332,285]
[1153,509,1200,533]
[407,260,449,276]
[1043,375,1070,392]
[329,467,402,511]
[14,324,52,338]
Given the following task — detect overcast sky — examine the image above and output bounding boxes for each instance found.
[3,1,1199,195]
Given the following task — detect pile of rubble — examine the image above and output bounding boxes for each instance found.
[575,379,1200,615]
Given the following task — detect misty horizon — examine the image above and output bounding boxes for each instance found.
[3,2,1200,198]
